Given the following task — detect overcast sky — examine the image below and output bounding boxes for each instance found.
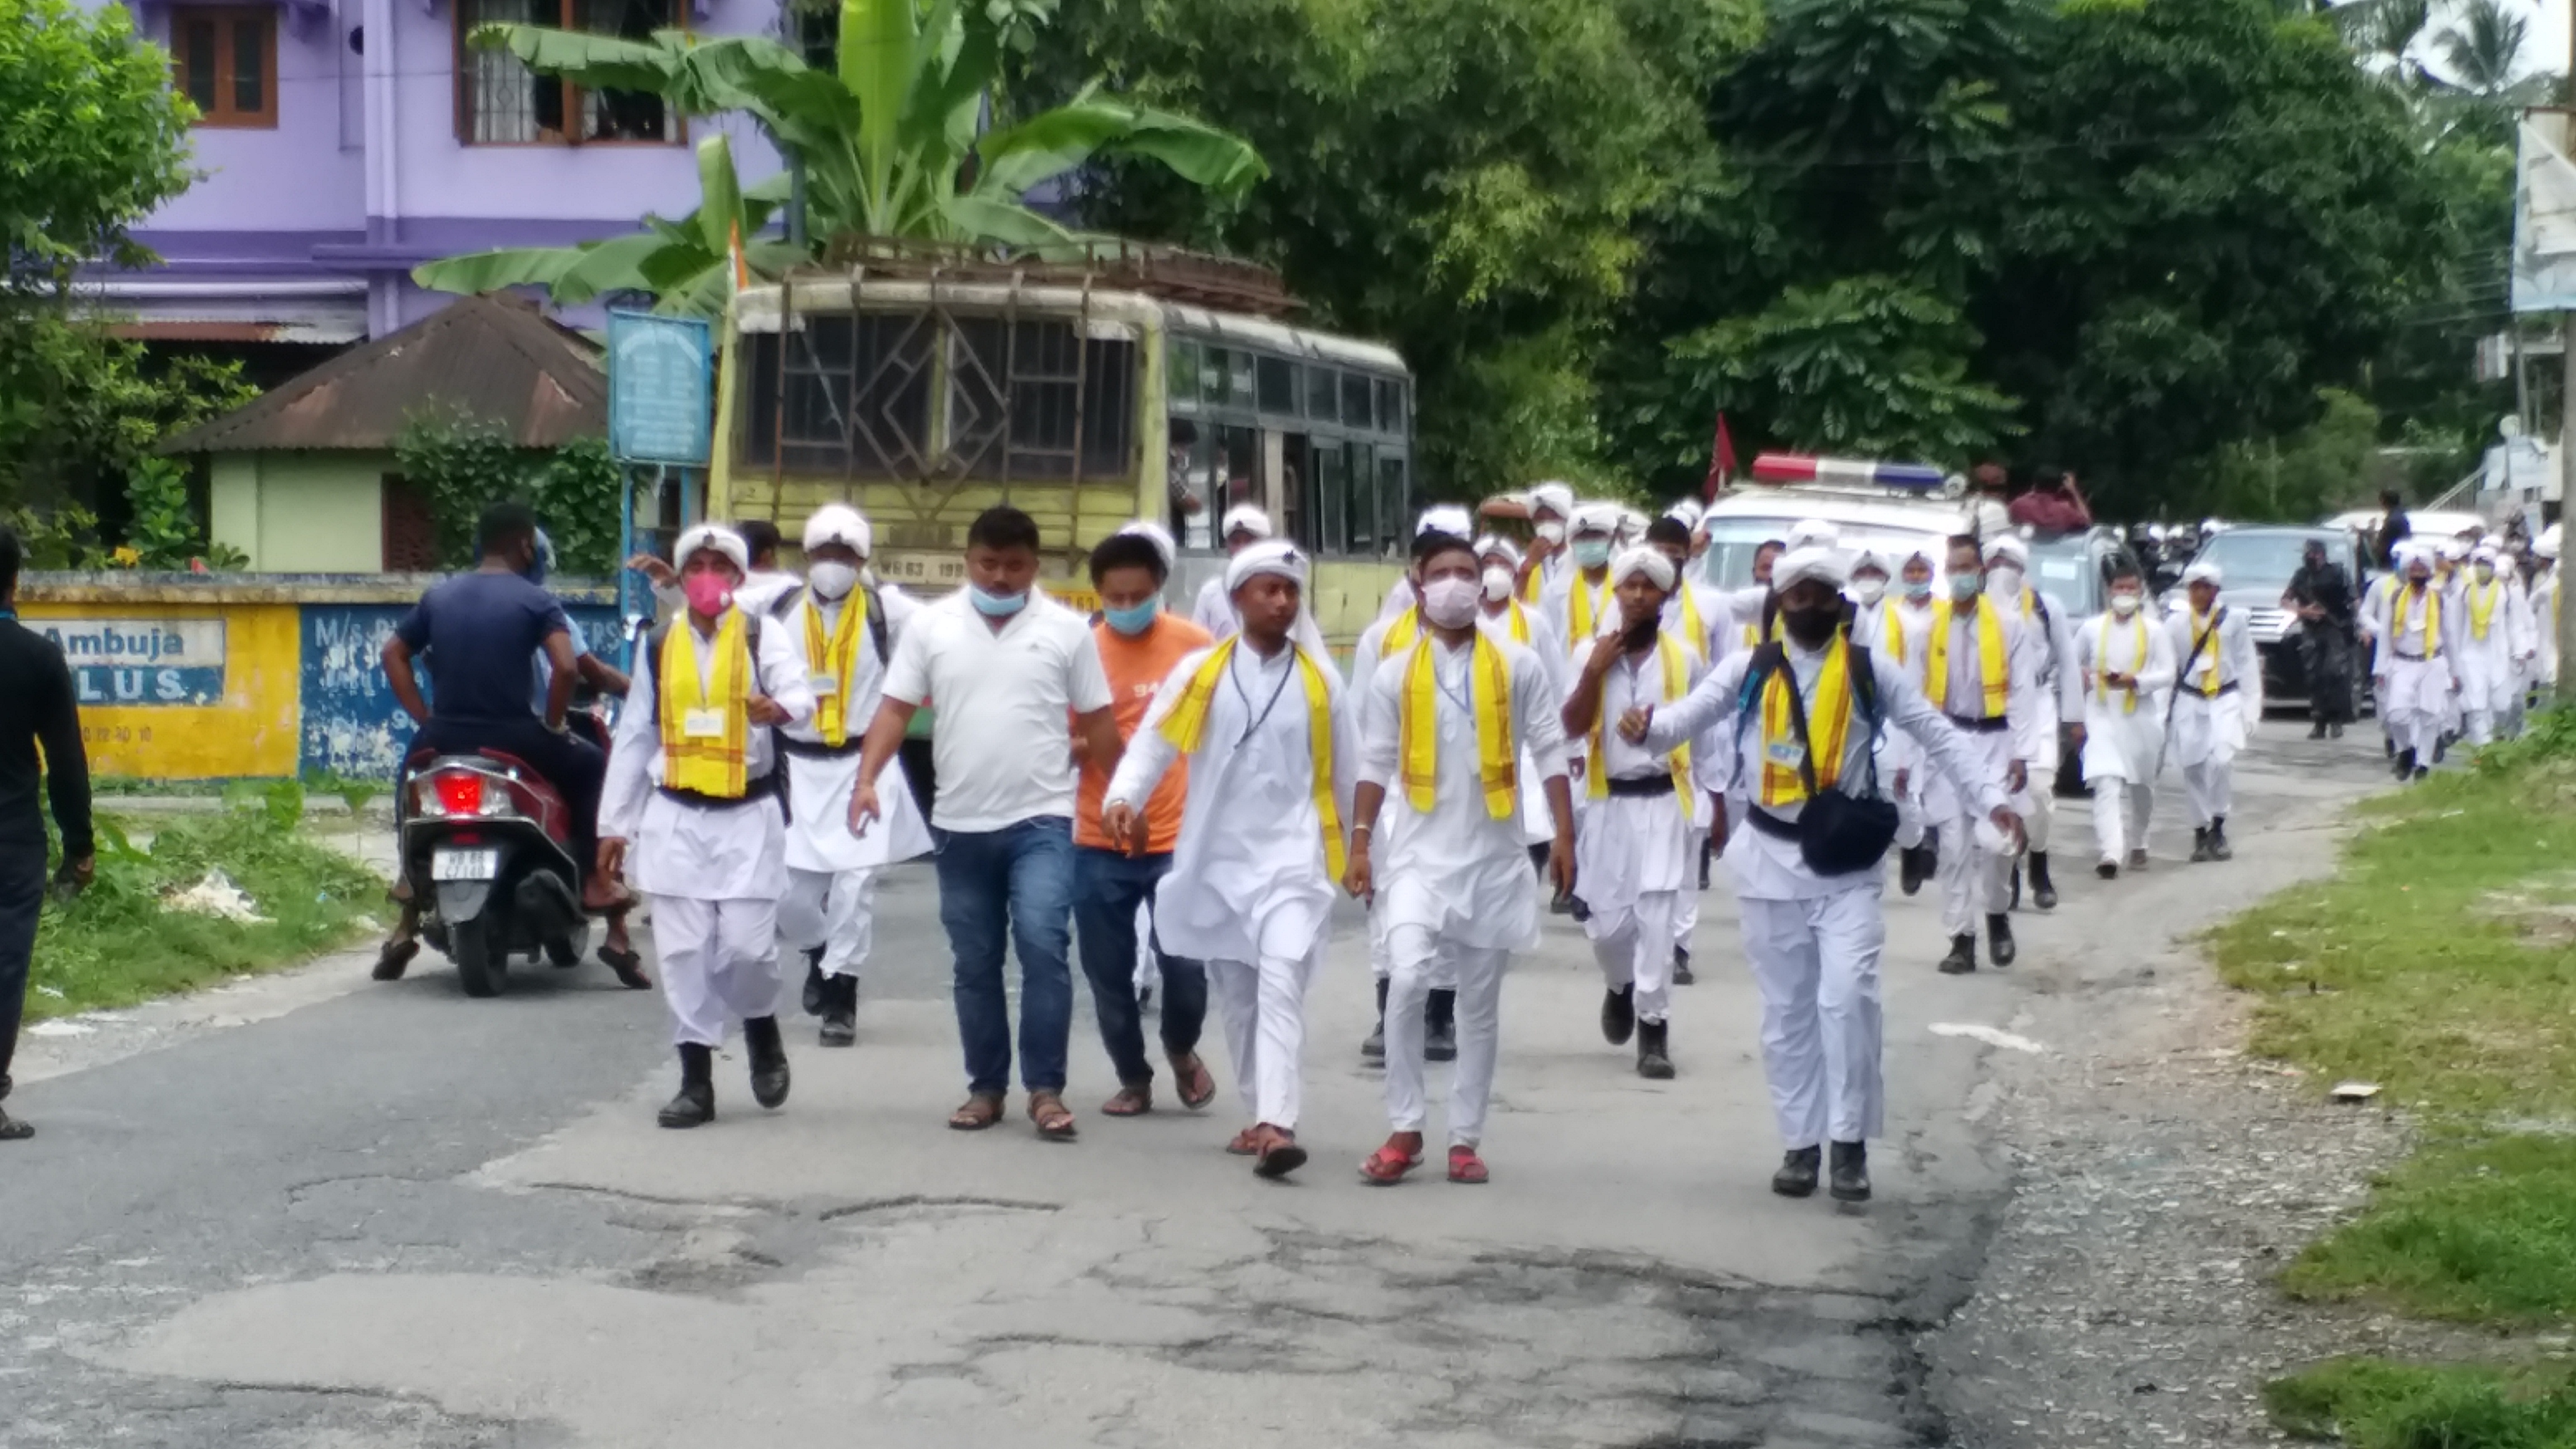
[2525,0,2568,79]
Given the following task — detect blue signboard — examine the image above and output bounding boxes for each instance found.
[41,617,226,706]
[607,311,714,467]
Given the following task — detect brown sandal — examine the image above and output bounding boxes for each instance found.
[948,1093,1005,1131]
[1168,1053,1216,1111]
[1101,1083,1152,1117]
[1029,1091,1078,1142]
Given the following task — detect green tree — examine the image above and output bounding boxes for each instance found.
[392,409,626,574]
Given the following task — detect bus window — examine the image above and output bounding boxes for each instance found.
[1375,378,1405,436]
[1169,340,1201,416]
[1315,439,1347,552]
[1257,356,1296,415]
[1377,452,1409,553]
[1280,434,1310,551]
[1305,364,1338,425]
[1169,418,1213,548]
[1341,440,1377,556]
[1341,373,1374,433]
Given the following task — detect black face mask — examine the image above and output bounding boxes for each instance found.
[1621,616,1661,651]
[1783,605,1842,648]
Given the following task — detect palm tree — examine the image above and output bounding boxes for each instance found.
[414,0,1266,313]
[2434,0,2531,98]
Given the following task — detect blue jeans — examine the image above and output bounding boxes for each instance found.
[934,816,1076,1097]
[1072,846,1209,1086]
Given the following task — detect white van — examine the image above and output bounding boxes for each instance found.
[1696,484,1972,589]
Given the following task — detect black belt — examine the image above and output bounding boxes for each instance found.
[2186,681,2241,698]
[657,770,782,810]
[2393,650,2434,662]
[1746,806,1799,841]
[1945,713,2010,734]
[1602,774,1675,799]
[779,733,866,759]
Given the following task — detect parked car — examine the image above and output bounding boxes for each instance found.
[2160,524,2374,715]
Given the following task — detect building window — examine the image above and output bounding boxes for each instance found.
[381,476,438,572]
[458,0,676,145]
[170,6,276,128]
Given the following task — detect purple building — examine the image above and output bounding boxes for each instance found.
[92,0,789,356]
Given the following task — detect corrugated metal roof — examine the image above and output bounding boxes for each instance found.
[160,294,609,454]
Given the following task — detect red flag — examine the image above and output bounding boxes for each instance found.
[1702,411,1737,500]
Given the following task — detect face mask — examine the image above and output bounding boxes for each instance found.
[1987,565,2024,595]
[1783,605,1841,648]
[969,584,1028,618]
[683,573,733,618]
[1573,538,1612,570]
[2110,591,2141,617]
[1104,599,1160,636]
[808,561,860,600]
[2477,563,2497,583]
[1481,564,1515,602]
[1903,577,1933,602]
[1850,577,1887,607]
[1420,577,1480,629]
[1536,521,1567,546]
[1949,573,1984,603]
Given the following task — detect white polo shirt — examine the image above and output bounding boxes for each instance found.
[881,589,1114,833]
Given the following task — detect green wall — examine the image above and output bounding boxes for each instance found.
[209,451,395,573]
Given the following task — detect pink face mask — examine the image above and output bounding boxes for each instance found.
[684,572,733,617]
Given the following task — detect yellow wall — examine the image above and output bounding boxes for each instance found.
[17,600,302,779]
[209,452,389,572]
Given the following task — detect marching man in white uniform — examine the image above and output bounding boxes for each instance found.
[1558,546,1722,1079]
[1880,547,1941,895]
[1104,539,1358,1181]
[1478,535,1573,867]
[2455,544,2532,747]
[1345,529,1577,1186]
[1623,547,2022,1202]
[1644,514,1725,983]
[1925,536,2044,974]
[1188,504,1272,638]
[2533,527,2562,698]
[2075,560,2175,878]
[1543,504,1623,652]
[1984,534,2082,911]
[2374,542,2461,782]
[599,525,815,1129]
[779,506,933,1047]
[2165,559,2262,862]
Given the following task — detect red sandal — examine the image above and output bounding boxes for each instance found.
[1447,1145,1490,1185]
[1358,1134,1426,1187]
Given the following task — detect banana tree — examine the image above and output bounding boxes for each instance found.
[415,134,805,315]
[414,0,1267,309]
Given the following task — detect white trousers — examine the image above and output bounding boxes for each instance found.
[1937,812,2013,937]
[1592,889,1677,1025]
[2023,778,2054,854]
[1740,889,1886,1147]
[1368,900,1458,988]
[2182,760,2231,827]
[1673,887,1698,953]
[1208,953,1317,1129]
[779,866,877,979]
[651,895,783,1048]
[2091,779,2153,862]
[1384,925,1505,1147]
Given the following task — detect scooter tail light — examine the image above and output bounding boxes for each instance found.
[433,772,482,817]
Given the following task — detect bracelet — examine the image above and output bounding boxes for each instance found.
[1351,823,1374,836]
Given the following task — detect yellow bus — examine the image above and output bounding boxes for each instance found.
[705,243,1415,644]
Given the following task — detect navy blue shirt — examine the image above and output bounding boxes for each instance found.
[395,571,572,727]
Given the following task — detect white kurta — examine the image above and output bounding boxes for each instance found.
[2373,583,2464,757]
[2075,610,2176,784]
[1573,634,1722,1026]
[2164,606,2262,772]
[2452,577,2527,730]
[1481,603,1571,845]
[779,588,934,875]
[2534,567,2561,689]
[1190,574,1239,640]
[1919,603,2042,938]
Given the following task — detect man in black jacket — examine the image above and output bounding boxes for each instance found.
[0,527,93,1141]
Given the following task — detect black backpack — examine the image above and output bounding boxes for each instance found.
[1732,639,1899,877]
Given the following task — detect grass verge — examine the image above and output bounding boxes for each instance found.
[27,782,382,1021]
[2266,1357,2576,1448]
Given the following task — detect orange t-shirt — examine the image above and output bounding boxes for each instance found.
[1075,612,1214,853]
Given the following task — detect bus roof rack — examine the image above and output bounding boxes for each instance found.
[807,235,1300,319]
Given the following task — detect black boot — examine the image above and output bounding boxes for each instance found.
[1938,934,1977,975]
[1829,1140,1871,1202]
[657,1044,714,1129]
[1601,984,1636,1046]
[1635,1019,1674,1080]
[2029,851,2058,911]
[1425,988,1458,1063]
[1673,944,1696,986]
[1899,843,1931,897]
[1772,1145,1821,1198]
[2394,746,2417,779]
[2309,719,2327,740]
[2095,858,2118,880]
[1698,837,1713,892]
[1362,978,1388,1062]
[2208,817,2233,862]
[799,946,826,1016]
[744,1016,791,1110]
[2191,826,2212,863]
[2009,861,2023,910]
[1987,913,2016,968]
[818,973,858,1048]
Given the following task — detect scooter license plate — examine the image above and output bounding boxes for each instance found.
[432,847,498,882]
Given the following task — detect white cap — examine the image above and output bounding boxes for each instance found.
[801,504,871,557]
[2473,543,2502,564]
[2438,537,2469,561]
[1609,546,1677,591]
[1849,547,1890,578]
[2539,524,2562,561]
[2183,559,2223,586]
[1665,499,1705,528]
[1225,538,1309,595]
[1983,535,2030,567]
[1221,504,1274,542]
[1416,504,1474,539]
[1528,481,1576,519]
[1773,545,1848,593]
[1617,508,1650,542]
[1572,502,1622,537]
[1474,533,1522,569]
[2399,541,2435,571]
[1787,518,1838,551]
[1116,519,1178,574]
[674,524,750,575]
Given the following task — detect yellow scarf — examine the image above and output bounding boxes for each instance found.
[1879,602,1908,666]
[1587,632,1694,822]
[2468,577,2501,641]
[2186,608,2227,697]
[2095,613,2146,714]
[1380,606,1422,657]
[1399,633,1516,820]
[800,594,869,747]
[1568,571,1612,648]
[2393,585,2442,657]
[1496,599,1531,644]
[660,610,751,797]
[1927,600,2008,718]
[1157,637,1347,880]
[1757,642,1851,807]
[1674,583,1704,655]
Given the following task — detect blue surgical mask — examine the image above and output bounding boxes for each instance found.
[969,584,1029,618]
[1949,572,1983,602]
[1104,599,1159,636]
[1573,538,1613,570]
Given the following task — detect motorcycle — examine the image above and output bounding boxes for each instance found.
[399,740,594,998]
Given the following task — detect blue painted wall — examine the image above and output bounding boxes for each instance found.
[297,600,619,779]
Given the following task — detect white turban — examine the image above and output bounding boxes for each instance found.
[1225,538,1309,595]
[674,523,749,575]
[1416,504,1474,539]
[1572,502,1623,537]
[1983,534,2030,567]
[2438,537,2469,561]
[2398,541,2435,571]
[1528,481,1576,520]
[801,504,870,557]
[1221,504,1274,542]
[1474,534,1522,570]
[1787,518,1839,551]
[1773,545,1848,593]
[1117,519,1178,574]
[1665,499,1705,528]
[2539,524,2562,561]
[1609,546,1677,592]
[2183,559,2223,587]
[2474,543,2502,565]
[1849,547,1890,578]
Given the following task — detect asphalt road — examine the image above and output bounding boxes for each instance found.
[1,726,2394,1449]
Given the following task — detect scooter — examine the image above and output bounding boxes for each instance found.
[399,744,592,998]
